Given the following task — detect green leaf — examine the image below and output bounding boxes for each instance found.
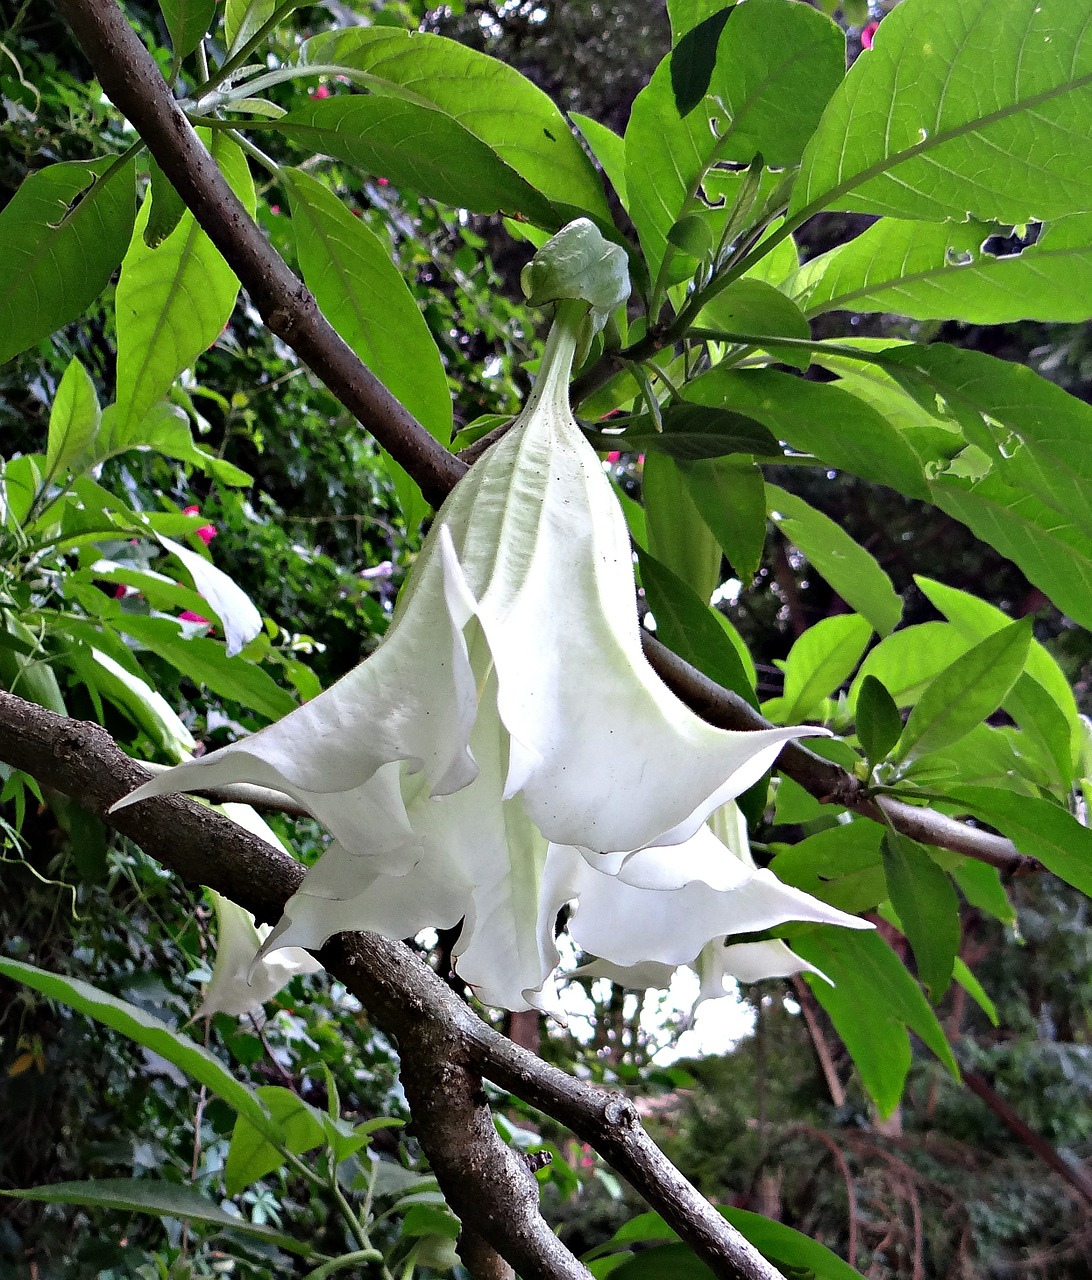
[953,956,998,1026]
[0,958,281,1142]
[766,485,903,635]
[796,214,1092,324]
[225,1086,328,1196]
[224,0,291,55]
[942,785,1092,898]
[704,0,844,167]
[951,858,1015,927]
[46,358,100,477]
[571,115,628,206]
[794,927,959,1117]
[115,614,296,721]
[144,158,187,248]
[0,158,136,366]
[888,344,1092,553]
[159,0,217,58]
[625,3,842,285]
[792,0,1092,224]
[849,622,969,709]
[283,168,453,526]
[893,620,1032,763]
[718,1207,866,1280]
[92,402,250,486]
[670,8,734,116]
[114,133,254,434]
[856,675,903,763]
[643,452,722,603]
[686,367,928,499]
[600,403,779,462]
[769,821,886,915]
[697,279,812,371]
[0,1180,308,1255]
[638,550,758,709]
[680,457,766,583]
[303,28,610,222]
[881,832,960,1002]
[771,613,872,724]
[929,471,1092,633]
[274,97,558,225]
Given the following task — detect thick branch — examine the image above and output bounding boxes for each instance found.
[0,691,787,1280]
[50,0,466,510]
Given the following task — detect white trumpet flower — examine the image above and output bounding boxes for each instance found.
[573,802,852,1003]
[114,221,865,1012]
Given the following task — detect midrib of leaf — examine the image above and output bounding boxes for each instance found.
[801,242,1092,313]
[794,64,1092,229]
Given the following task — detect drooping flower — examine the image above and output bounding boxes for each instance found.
[114,221,865,1011]
[193,805,322,1018]
[573,801,849,1002]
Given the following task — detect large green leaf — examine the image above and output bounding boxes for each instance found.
[686,367,928,499]
[794,927,958,1117]
[91,402,250,488]
[284,168,453,526]
[881,832,961,1002]
[0,1179,308,1255]
[273,98,558,225]
[767,613,872,724]
[697,278,812,371]
[886,343,1092,542]
[916,576,1081,765]
[0,957,280,1142]
[703,0,844,167]
[718,1207,866,1280]
[766,484,902,636]
[943,786,1092,898]
[0,158,136,366]
[849,622,968,709]
[303,29,609,221]
[638,550,758,709]
[681,456,766,584]
[625,2,842,287]
[571,114,628,206]
[114,133,254,435]
[769,821,886,915]
[792,0,1092,223]
[643,452,722,603]
[929,471,1092,632]
[893,620,1031,763]
[795,214,1092,323]
[225,1085,328,1196]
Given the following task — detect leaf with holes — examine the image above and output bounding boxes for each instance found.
[792,0,1092,223]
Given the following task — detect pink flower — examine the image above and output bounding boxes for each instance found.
[183,505,217,546]
[861,20,879,48]
[377,177,389,187]
[269,205,281,216]
[310,84,330,99]
[606,451,621,463]
[179,609,210,625]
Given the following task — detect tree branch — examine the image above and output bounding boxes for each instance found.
[50,0,466,511]
[641,634,1033,874]
[0,690,787,1280]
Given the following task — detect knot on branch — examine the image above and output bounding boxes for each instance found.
[603,1095,637,1128]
